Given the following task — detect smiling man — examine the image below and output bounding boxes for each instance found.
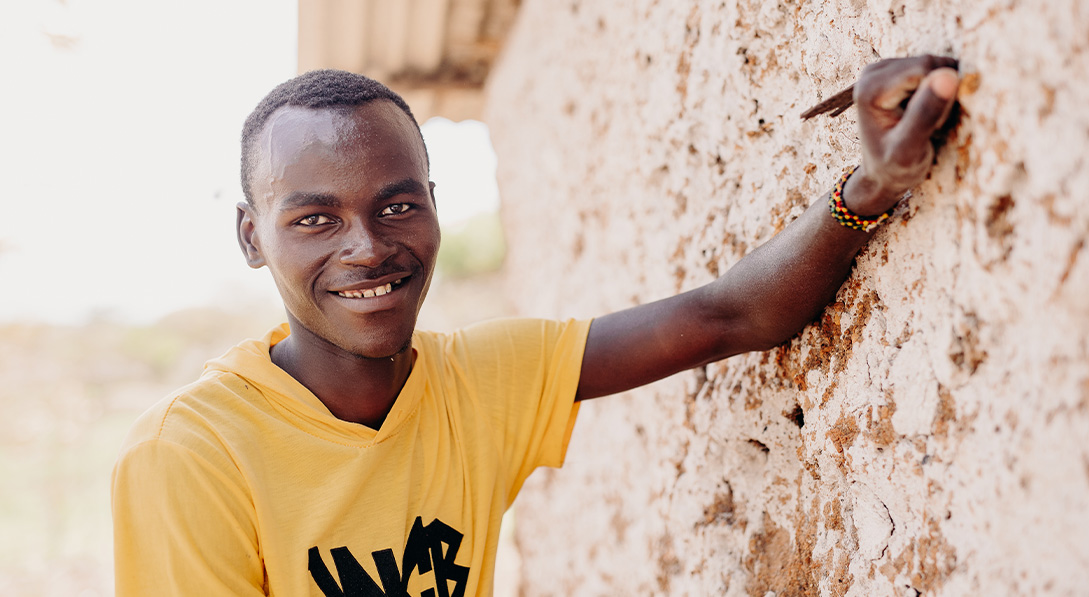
[238,96,442,428]
[113,58,960,596]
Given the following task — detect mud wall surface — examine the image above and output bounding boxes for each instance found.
[483,0,1089,595]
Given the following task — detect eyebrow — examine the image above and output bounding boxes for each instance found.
[375,178,430,201]
[279,191,341,211]
[277,179,429,212]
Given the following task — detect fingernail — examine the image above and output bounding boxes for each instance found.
[930,68,960,100]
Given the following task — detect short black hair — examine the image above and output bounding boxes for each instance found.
[240,69,424,205]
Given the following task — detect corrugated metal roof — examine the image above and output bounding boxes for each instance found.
[298,0,519,121]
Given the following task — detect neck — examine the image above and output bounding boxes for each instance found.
[271,319,416,430]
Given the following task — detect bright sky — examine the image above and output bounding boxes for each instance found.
[0,0,499,325]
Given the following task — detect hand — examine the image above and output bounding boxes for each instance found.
[846,55,960,216]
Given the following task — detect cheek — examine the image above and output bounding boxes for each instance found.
[261,233,330,284]
[413,238,441,272]
[413,222,442,261]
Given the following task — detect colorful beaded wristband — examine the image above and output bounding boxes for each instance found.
[828,166,896,232]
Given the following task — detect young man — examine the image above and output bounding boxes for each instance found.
[112,56,960,596]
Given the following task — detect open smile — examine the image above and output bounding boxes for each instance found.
[332,277,408,299]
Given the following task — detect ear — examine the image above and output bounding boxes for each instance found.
[236,202,266,269]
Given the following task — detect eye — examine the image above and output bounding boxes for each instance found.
[296,214,335,226]
[379,203,413,217]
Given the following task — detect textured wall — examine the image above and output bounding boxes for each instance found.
[484,0,1089,595]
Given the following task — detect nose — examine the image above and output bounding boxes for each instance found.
[339,223,396,267]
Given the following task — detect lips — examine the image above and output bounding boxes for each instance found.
[330,275,409,299]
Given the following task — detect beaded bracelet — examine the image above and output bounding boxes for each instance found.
[827,166,896,232]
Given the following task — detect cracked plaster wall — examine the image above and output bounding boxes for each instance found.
[484,0,1089,595]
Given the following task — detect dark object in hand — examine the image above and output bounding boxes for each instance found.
[800,79,962,153]
[800,85,856,119]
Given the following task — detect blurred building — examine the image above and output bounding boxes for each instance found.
[297,0,520,122]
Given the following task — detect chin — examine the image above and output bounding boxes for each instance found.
[285,300,421,361]
[339,330,415,360]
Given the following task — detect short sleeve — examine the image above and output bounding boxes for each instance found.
[112,438,266,596]
[443,318,591,502]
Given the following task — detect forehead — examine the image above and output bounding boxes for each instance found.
[251,101,428,209]
[262,101,424,157]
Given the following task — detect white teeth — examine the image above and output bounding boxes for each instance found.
[338,281,398,299]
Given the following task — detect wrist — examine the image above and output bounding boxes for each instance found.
[842,164,907,216]
[827,166,898,233]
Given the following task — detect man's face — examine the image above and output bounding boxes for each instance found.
[238,101,440,359]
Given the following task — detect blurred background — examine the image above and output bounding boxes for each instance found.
[0,0,518,594]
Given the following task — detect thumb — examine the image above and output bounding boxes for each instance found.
[896,67,959,146]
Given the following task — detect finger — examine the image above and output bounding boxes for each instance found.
[895,67,959,147]
[855,55,959,113]
[861,55,958,81]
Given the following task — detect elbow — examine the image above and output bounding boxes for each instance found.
[734,316,807,354]
[749,334,791,353]
[701,317,793,361]
[743,331,795,354]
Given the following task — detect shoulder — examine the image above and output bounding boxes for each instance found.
[118,369,257,462]
[413,318,591,395]
[419,318,592,357]
[120,325,288,454]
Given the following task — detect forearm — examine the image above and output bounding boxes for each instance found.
[705,170,898,354]
[578,171,897,400]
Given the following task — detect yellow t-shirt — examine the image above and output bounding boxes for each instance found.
[112,318,590,596]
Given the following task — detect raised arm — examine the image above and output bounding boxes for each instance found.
[576,55,960,401]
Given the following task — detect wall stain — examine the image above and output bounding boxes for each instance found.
[1056,236,1084,287]
[948,310,987,375]
[784,402,805,428]
[880,517,958,593]
[675,4,701,102]
[955,132,974,182]
[770,187,809,234]
[823,498,844,532]
[933,385,957,436]
[744,490,852,596]
[829,411,861,468]
[744,511,818,597]
[984,193,1016,262]
[863,394,899,449]
[698,482,738,527]
[606,493,630,544]
[655,532,683,593]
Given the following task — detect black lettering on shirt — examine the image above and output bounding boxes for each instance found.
[309,516,470,597]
